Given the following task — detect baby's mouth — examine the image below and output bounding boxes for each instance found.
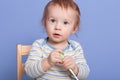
[53,33,61,37]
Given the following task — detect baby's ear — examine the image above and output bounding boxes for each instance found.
[72,27,78,33]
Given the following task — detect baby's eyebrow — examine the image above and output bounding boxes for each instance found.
[47,16,56,19]
[47,17,55,21]
[64,18,71,21]
[47,17,54,19]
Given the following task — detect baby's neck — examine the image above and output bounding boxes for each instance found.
[47,40,68,50]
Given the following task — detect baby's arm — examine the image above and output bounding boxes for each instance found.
[25,40,45,78]
[75,47,90,80]
[66,40,90,80]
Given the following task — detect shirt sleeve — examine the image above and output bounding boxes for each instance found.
[25,40,45,78]
[70,41,90,80]
[75,48,90,80]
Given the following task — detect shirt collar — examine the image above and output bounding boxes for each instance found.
[45,37,70,51]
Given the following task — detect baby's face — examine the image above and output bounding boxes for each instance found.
[45,5,77,43]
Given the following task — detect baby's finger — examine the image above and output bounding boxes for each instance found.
[63,56,71,62]
[55,58,63,63]
[55,49,64,54]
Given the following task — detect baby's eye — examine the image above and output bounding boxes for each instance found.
[64,21,69,25]
[50,19,56,23]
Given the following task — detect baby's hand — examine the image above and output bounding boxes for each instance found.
[62,56,77,70]
[47,49,63,66]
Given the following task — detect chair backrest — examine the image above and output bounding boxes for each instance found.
[17,44,31,80]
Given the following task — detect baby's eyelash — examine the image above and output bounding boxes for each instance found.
[64,21,69,25]
[50,19,56,22]
[48,18,57,23]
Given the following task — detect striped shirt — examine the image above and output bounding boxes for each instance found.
[25,38,90,80]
